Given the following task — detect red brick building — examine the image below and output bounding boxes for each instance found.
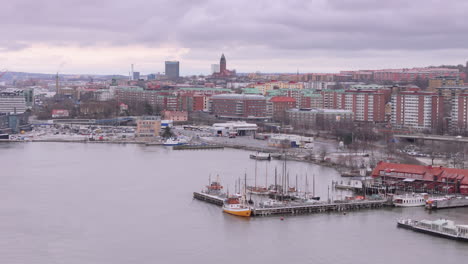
[211,94,269,119]
[270,96,296,121]
[342,90,387,122]
[372,162,468,194]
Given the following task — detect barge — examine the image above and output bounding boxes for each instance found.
[397,219,468,242]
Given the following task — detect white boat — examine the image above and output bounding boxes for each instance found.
[393,193,428,207]
[249,152,271,160]
[163,137,188,146]
[397,218,468,242]
[259,199,286,208]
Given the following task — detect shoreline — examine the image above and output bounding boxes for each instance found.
[1,138,352,173]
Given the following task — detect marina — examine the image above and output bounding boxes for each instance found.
[193,191,389,216]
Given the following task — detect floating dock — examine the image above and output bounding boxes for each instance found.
[193,192,389,216]
[173,144,224,150]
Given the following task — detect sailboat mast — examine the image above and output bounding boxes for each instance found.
[295,174,298,193]
[254,158,257,189]
[275,167,277,192]
[313,174,316,197]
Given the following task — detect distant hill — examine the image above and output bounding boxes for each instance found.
[0,71,127,82]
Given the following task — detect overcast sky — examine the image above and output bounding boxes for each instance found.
[1,0,468,76]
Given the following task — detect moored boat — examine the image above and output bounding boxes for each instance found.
[163,137,189,146]
[249,152,271,161]
[393,193,428,207]
[397,218,468,242]
[222,195,252,217]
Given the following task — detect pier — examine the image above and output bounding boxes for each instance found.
[193,192,225,206]
[173,144,224,150]
[193,192,389,216]
[252,200,388,216]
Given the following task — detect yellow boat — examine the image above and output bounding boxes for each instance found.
[223,196,252,217]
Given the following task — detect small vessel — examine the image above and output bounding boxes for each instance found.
[205,175,223,195]
[222,173,251,217]
[397,219,468,242]
[223,195,252,217]
[249,152,271,161]
[393,193,428,207]
[163,137,188,146]
[247,186,269,195]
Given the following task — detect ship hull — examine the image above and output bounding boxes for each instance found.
[223,208,251,217]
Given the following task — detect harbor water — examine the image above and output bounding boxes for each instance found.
[0,143,467,264]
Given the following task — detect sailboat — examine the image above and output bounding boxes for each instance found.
[223,173,252,217]
[247,159,269,195]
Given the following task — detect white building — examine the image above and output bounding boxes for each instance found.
[0,90,27,114]
[211,121,258,136]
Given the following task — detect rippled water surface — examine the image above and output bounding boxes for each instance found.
[0,143,467,264]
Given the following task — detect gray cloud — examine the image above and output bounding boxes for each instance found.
[1,0,468,74]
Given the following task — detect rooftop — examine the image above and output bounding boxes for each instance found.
[211,94,266,100]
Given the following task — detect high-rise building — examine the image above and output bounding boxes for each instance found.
[451,92,468,134]
[220,54,226,73]
[132,72,140,81]
[165,61,180,79]
[391,91,443,131]
[0,90,27,114]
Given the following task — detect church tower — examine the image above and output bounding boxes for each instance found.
[220,54,226,73]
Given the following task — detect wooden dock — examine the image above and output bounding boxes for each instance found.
[173,144,224,150]
[193,192,389,216]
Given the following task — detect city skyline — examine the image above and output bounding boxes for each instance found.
[2,0,468,75]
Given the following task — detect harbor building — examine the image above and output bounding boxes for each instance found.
[0,113,30,134]
[372,162,468,194]
[211,121,257,136]
[136,116,161,137]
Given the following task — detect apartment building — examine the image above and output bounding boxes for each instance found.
[391,91,443,131]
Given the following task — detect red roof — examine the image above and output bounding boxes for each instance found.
[371,162,468,185]
[270,96,296,103]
